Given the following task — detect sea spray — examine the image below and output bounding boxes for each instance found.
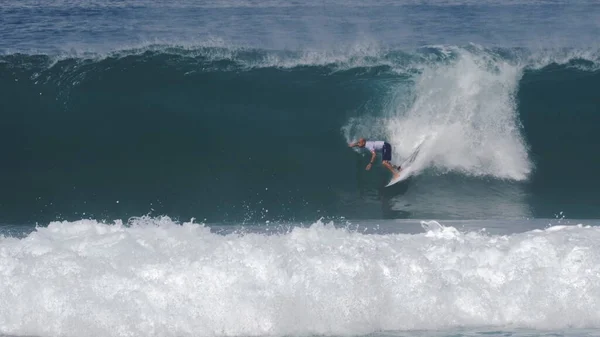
[345,47,532,180]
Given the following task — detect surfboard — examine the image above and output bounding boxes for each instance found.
[385,165,413,187]
[385,139,426,187]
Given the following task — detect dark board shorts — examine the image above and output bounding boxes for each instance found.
[382,142,392,161]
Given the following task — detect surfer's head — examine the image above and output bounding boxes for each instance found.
[357,138,366,147]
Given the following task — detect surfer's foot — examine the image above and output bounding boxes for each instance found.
[393,172,400,180]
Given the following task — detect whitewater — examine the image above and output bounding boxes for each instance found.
[2,217,600,337]
[343,45,532,181]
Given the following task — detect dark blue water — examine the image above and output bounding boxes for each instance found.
[2,0,599,52]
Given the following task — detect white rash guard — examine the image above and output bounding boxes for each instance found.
[365,141,385,152]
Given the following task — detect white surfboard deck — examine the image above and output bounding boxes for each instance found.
[385,165,413,187]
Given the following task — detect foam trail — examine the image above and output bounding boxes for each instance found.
[1,217,600,337]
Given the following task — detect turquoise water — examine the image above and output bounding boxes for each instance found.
[1,47,600,224]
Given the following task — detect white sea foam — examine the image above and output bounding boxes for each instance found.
[1,216,600,337]
[345,46,535,180]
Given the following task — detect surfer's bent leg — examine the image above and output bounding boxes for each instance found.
[382,161,398,177]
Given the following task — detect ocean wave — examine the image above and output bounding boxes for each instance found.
[2,44,600,223]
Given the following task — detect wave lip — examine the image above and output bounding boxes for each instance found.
[1,217,600,336]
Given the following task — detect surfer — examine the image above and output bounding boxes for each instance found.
[349,138,401,179]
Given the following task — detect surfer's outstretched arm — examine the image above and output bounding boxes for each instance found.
[365,151,376,170]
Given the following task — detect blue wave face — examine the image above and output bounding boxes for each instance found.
[0,46,599,224]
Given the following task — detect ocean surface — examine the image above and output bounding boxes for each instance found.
[1,1,600,336]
